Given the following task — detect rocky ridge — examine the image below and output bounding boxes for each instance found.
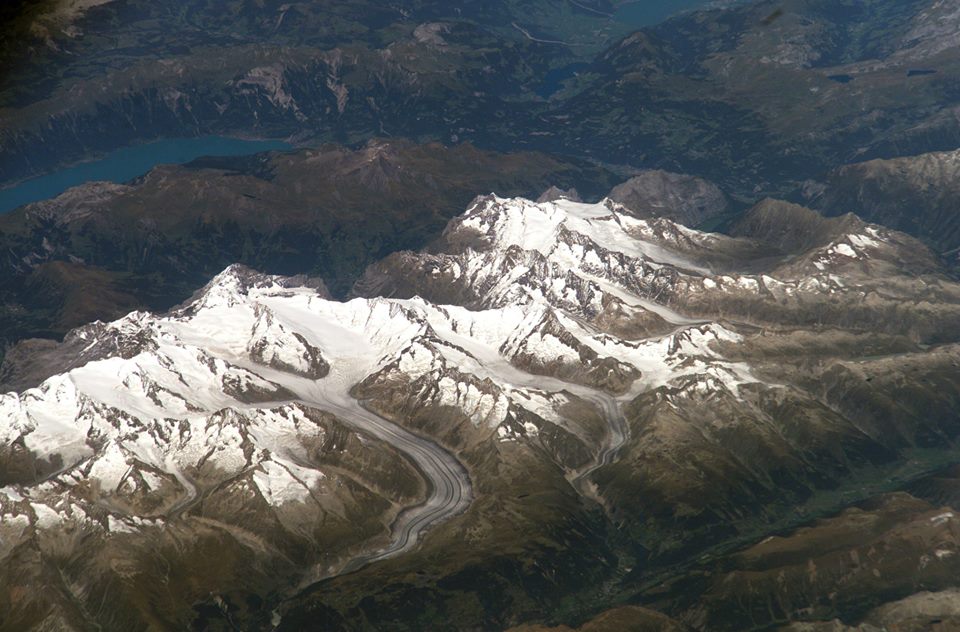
[3,194,960,629]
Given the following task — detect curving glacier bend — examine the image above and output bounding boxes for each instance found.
[4,193,957,615]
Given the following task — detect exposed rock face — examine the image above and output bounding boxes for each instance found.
[814,149,960,258]
[0,140,619,358]
[340,194,960,627]
[607,171,729,227]
[5,0,960,629]
[731,198,859,254]
[538,186,583,203]
[361,195,960,342]
[4,194,960,630]
[248,304,330,379]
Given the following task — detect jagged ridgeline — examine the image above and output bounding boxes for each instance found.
[0,140,620,363]
[4,0,960,629]
[2,194,960,630]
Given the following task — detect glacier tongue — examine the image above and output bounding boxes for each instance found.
[0,195,779,566]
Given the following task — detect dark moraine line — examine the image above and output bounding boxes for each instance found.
[290,395,472,582]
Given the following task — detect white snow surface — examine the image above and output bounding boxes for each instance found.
[459,197,710,274]
[0,195,771,534]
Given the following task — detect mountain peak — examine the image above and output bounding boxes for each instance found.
[731,198,864,254]
[184,263,331,313]
[537,186,582,203]
[4,190,960,631]
[607,170,728,227]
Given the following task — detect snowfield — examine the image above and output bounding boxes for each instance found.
[2,194,824,575]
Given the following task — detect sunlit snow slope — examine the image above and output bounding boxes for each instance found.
[4,194,960,630]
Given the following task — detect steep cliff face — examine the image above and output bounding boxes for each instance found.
[0,141,618,359]
[356,194,960,541]
[3,191,960,629]
[813,149,960,260]
[5,1,960,630]
[607,170,729,227]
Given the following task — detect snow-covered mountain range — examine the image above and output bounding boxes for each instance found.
[3,194,960,630]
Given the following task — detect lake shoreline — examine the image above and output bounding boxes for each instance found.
[0,135,293,214]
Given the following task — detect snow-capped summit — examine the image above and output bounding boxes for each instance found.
[360,194,957,341]
[3,192,960,630]
[0,195,769,554]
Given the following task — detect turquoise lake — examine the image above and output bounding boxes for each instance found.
[0,136,291,214]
